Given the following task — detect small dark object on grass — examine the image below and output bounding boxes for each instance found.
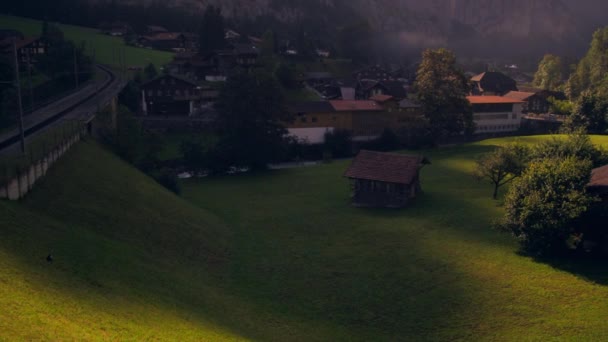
[46,254,53,263]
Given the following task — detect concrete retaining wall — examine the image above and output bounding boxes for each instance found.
[0,131,83,201]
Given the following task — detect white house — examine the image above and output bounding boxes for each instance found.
[467,96,525,134]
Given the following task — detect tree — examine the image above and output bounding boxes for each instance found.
[547,96,574,115]
[533,54,563,91]
[143,63,158,81]
[198,5,226,55]
[323,129,353,159]
[531,132,608,168]
[566,27,608,99]
[213,71,290,171]
[180,140,208,175]
[416,48,474,141]
[498,157,595,255]
[473,144,529,199]
[275,62,297,89]
[566,91,608,133]
[260,30,276,57]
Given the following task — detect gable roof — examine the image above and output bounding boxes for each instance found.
[589,165,608,189]
[369,94,394,103]
[467,96,525,105]
[329,100,383,112]
[471,71,517,94]
[504,91,537,101]
[379,80,407,99]
[344,150,429,185]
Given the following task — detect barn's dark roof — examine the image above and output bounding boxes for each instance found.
[344,150,429,185]
[471,71,517,94]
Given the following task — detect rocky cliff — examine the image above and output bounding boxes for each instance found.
[145,0,577,40]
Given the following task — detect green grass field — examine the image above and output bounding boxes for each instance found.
[0,15,173,68]
[3,136,608,340]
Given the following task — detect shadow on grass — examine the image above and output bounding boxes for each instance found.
[526,252,608,286]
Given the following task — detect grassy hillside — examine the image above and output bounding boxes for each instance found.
[3,135,608,340]
[0,141,243,340]
[0,15,173,67]
[182,135,608,340]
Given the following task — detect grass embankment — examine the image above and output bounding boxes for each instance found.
[3,136,608,340]
[0,141,242,340]
[0,15,173,68]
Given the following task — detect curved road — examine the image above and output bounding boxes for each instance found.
[0,65,125,156]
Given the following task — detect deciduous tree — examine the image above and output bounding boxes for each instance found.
[498,157,595,255]
[213,71,290,171]
[198,5,226,55]
[416,48,474,141]
[533,54,563,91]
[473,144,529,199]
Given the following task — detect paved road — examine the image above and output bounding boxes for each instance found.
[0,65,125,157]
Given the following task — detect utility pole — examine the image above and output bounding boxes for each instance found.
[13,41,26,154]
[73,45,79,89]
[26,48,34,112]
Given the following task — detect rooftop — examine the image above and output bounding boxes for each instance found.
[344,150,429,185]
[369,94,394,103]
[588,165,608,189]
[329,100,383,112]
[467,96,525,105]
[504,91,537,101]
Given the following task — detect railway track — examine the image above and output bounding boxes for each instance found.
[0,65,117,151]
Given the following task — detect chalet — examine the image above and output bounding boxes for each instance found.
[287,100,385,143]
[225,29,241,42]
[138,33,188,52]
[316,49,330,58]
[353,65,393,81]
[504,91,549,114]
[0,36,47,65]
[141,74,201,116]
[99,22,131,36]
[357,80,407,100]
[471,72,518,96]
[344,150,430,208]
[370,94,398,111]
[467,96,525,134]
[515,87,567,113]
[146,25,169,35]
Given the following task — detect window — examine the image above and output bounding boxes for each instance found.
[300,117,307,123]
[312,117,318,123]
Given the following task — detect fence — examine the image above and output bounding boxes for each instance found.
[0,119,87,200]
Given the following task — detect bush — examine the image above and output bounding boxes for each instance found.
[361,128,401,152]
[497,157,595,255]
[324,129,352,158]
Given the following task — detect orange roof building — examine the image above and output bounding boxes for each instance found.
[467,96,526,135]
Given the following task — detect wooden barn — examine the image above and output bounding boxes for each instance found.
[344,150,430,208]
